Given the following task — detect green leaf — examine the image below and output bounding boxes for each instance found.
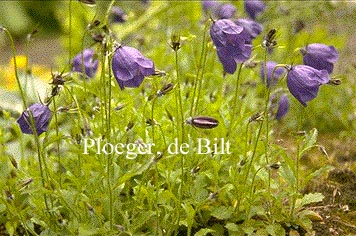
[225,223,239,232]
[194,228,215,236]
[131,211,155,233]
[301,128,318,156]
[296,192,324,209]
[181,203,196,227]
[211,206,233,220]
[266,223,286,236]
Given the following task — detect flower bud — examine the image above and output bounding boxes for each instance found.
[157,83,174,97]
[186,116,219,129]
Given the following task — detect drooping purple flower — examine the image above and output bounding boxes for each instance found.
[235,18,263,41]
[110,6,127,23]
[111,45,155,90]
[202,0,220,14]
[275,94,289,120]
[287,65,330,106]
[202,1,237,19]
[72,49,98,78]
[260,61,286,87]
[244,0,266,20]
[300,43,338,74]
[210,19,252,74]
[217,4,237,19]
[17,103,52,136]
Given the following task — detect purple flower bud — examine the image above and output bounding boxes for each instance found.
[111,46,155,90]
[72,49,98,78]
[110,6,127,23]
[244,0,266,19]
[210,19,252,74]
[17,103,52,136]
[287,65,330,106]
[275,94,289,120]
[300,43,338,74]
[260,61,286,87]
[217,4,237,19]
[186,116,219,129]
[235,18,263,41]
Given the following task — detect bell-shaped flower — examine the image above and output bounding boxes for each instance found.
[17,103,52,136]
[260,61,286,87]
[300,43,338,74]
[235,18,263,42]
[287,65,330,106]
[110,6,127,23]
[72,49,98,78]
[275,94,289,120]
[244,0,266,19]
[210,19,252,74]
[202,0,220,14]
[111,45,155,90]
[202,1,236,19]
[217,4,237,19]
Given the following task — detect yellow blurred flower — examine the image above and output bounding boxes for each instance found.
[0,55,51,91]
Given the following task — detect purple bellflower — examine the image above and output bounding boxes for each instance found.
[202,0,220,14]
[275,94,289,120]
[111,45,155,90]
[244,0,266,19]
[287,65,330,106]
[300,43,338,74]
[72,49,99,78]
[217,4,237,19]
[260,61,286,87]
[235,18,263,42]
[17,103,52,136]
[210,19,252,74]
[202,1,237,19]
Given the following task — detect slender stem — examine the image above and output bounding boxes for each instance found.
[174,47,185,230]
[68,0,72,63]
[52,97,62,188]
[175,51,185,143]
[3,27,52,216]
[190,20,210,116]
[3,28,27,109]
[227,63,243,137]
[244,120,264,183]
[263,49,271,204]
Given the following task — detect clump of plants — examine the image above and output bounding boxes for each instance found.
[0,0,347,235]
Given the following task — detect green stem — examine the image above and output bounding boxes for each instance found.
[263,49,271,206]
[174,47,185,231]
[68,0,72,62]
[52,97,62,188]
[190,21,210,116]
[3,27,51,216]
[244,120,264,183]
[227,63,243,137]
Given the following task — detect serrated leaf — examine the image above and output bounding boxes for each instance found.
[296,192,324,208]
[182,203,196,227]
[225,222,239,232]
[194,228,215,236]
[301,128,318,155]
[302,210,323,221]
[211,206,233,220]
[266,223,286,236]
[131,211,155,233]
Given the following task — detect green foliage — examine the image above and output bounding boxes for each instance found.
[0,1,355,235]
